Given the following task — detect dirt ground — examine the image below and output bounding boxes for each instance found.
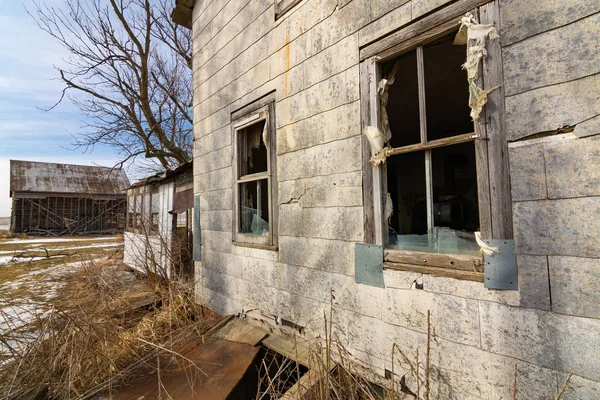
[0,231,134,334]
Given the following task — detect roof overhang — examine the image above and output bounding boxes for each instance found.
[172,0,194,30]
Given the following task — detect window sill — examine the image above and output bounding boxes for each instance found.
[383,249,483,282]
[233,241,278,252]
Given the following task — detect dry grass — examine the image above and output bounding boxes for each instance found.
[0,258,214,400]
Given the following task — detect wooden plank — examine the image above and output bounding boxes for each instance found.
[262,334,315,369]
[385,132,477,156]
[416,46,434,234]
[384,262,484,282]
[375,17,459,62]
[367,57,385,246]
[360,60,375,244]
[269,102,279,247]
[213,318,269,346]
[280,368,322,400]
[384,249,483,271]
[480,1,513,239]
[470,8,492,239]
[360,0,491,61]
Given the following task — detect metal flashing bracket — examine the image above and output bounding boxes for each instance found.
[355,243,384,288]
[483,239,518,290]
[193,194,201,262]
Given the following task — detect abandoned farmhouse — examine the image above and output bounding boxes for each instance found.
[9,160,129,235]
[173,0,600,397]
[123,162,195,280]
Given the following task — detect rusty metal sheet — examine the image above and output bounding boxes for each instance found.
[113,337,260,400]
[171,188,194,214]
[9,160,130,196]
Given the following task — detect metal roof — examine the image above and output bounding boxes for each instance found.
[127,161,193,189]
[9,160,130,196]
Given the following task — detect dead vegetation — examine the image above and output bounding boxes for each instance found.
[0,257,217,400]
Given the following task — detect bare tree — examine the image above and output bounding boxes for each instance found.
[30,0,193,170]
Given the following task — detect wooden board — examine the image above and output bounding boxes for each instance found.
[261,334,316,370]
[384,262,484,282]
[213,318,269,346]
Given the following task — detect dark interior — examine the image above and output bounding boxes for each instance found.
[384,32,479,239]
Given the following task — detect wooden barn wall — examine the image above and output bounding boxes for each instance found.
[11,195,126,234]
[191,0,600,397]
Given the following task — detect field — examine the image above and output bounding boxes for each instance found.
[0,231,127,334]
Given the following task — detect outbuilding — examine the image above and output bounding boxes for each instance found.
[123,161,194,280]
[9,160,129,235]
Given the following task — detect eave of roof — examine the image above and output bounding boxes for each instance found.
[172,0,194,30]
[127,161,193,189]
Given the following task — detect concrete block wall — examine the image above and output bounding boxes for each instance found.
[192,0,600,398]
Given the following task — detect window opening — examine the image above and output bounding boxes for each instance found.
[232,102,276,247]
[150,192,159,233]
[384,31,479,256]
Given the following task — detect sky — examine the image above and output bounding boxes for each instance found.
[0,1,133,217]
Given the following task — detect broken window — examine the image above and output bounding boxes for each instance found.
[150,191,159,234]
[126,195,135,232]
[382,32,480,256]
[232,103,277,247]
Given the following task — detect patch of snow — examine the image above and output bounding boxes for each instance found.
[3,236,121,244]
[0,255,14,265]
[50,243,123,251]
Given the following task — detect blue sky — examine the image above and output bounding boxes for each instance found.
[0,1,131,216]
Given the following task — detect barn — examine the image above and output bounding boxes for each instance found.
[9,160,129,235]
[174,0,600,397]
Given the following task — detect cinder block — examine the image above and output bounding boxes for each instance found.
[545,135,600,199]
[506,74,600,142]
[202,229,233,253]
[383,288,481,347]
[279,203,363,241]
[418,255,550,311]
[359,2,411,46]
[479,301,600,381]
[278,235,355,276]
[412,0,452,19]
[302,33,359,89]
[196,166,232,192]
[278,171,362,208]
[278,136,362,182]
[508,143,547,201]
[516,255,551,310]
[199,188,232,211]
[503,14,600,96]
[549,256,600,319]
[500,0,598,46]
[200,209,232,232]
[513,197,600,258]
[277,101,361,155]
[201,249,242,278]
[429,339,558,400]
[277,65,360,128]
[557,372,600,400]
[196,145,232,173]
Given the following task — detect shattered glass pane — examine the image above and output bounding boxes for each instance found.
[390,228,480,256]
[239,120,268,176]
[239,179,269,236]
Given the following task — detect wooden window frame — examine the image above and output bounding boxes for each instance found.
[150,191,159,235]
[275,0,302,19]
[360,0,512,280]
[231,101,278,249]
